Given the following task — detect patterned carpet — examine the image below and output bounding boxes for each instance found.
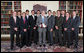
[1,40,83,52]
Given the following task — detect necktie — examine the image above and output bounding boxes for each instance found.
[14,17,16,23]
[27,15,29,19]
[24,18,25,24]
[42,16,44,23]
[66,18,68,22]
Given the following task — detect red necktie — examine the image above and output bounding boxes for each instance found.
[24,18,25,24]
[66,19,68,22]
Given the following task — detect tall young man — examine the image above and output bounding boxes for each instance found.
[55,10,63,46]
[47,10,55,46]
[9,11,20,50]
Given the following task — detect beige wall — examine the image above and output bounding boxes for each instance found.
[21,1,59,15]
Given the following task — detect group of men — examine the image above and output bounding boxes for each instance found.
[9,10,80,51]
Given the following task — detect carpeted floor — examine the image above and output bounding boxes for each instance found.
[1,40,83,52]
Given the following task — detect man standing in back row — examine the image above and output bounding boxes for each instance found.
[54,10,63,46]
[47,10,55,46]
[71,10,80,52]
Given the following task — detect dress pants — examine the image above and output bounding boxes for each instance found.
[20,31,27,48]
[48,31,53,45]
[55,29,63,46]
[63,31,71,48]
[10,30,19,49]
[30,29,37,45]
[38,28,46,45]
[71,30,79,48]
[27,29,30,46]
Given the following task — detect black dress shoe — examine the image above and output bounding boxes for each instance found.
[43,44,46,47]
[39,45,42,47]
[49,44,53,46]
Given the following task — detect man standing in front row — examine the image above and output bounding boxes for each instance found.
[9,11,20,50]
[29,10,37,45]
[36,10,48,47]
[47,10,55,46]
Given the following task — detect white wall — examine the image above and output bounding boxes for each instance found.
[21,1,59,15]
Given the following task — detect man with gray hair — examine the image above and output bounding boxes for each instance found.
[36,10,48,47]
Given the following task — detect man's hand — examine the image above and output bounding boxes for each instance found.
[39,24,41,27]
[44,25,47,28]
[24,29,27,32]
[72,28,74,31]
[33,27,36,29]
[64,28,67,31]
[14,27,17,31]
[50,28,53,32]
[55,26,58,29]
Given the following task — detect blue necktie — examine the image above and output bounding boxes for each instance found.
[42,16,44,23]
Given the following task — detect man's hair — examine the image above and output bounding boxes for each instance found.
[57,10,60,12]
[66,12,70,15]
[26,10,29,12]
[18,10,21,13]
[31,10,35,12]
[37,10,40,12]
[22,12,26,15]
[48,10,51,13]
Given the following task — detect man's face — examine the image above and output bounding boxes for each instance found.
[37,11,40,14]
[61,11,65,15]
[66,13,69,17]
[73,11,76,16]
[41,11,45,16]
[18,12,21,15]
[57,11,60,16]
[26,11,29,15]
[22,13,25,18]
[13,12,17,16]
[31,11,34,15]
[48,11,51,16]
[53,12,56,16]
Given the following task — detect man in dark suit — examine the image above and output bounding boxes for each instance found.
[29,10,37,45]
[47,10,55,46]
[17,10,22,47]
[55,10,63,46]
[25,10,30,46]
[63,12,72,48]
[53,11,56,17]
[61,10,66,46]
[71,11,80,51]
[9,11,20,50]
[20,12,29,48]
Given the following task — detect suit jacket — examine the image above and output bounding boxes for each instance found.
[26,15,30,29]
[71,16,80,31]
[55,16,63,30]
[29,15,37,30]
[17,16,22,31]
[20,16,28,32]
[63,17,72,32]
[36,15,48,32]
[47,15,55,31]
[9,16,19,32]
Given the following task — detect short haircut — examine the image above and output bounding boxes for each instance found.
[37,10,40,12]
[57,10,60,12]
[18,10,21,13]
[66,12,70,15]
[26,10,29,12]
[22,12,26,15]
[48,10,51,13]
[31,10,35,12]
